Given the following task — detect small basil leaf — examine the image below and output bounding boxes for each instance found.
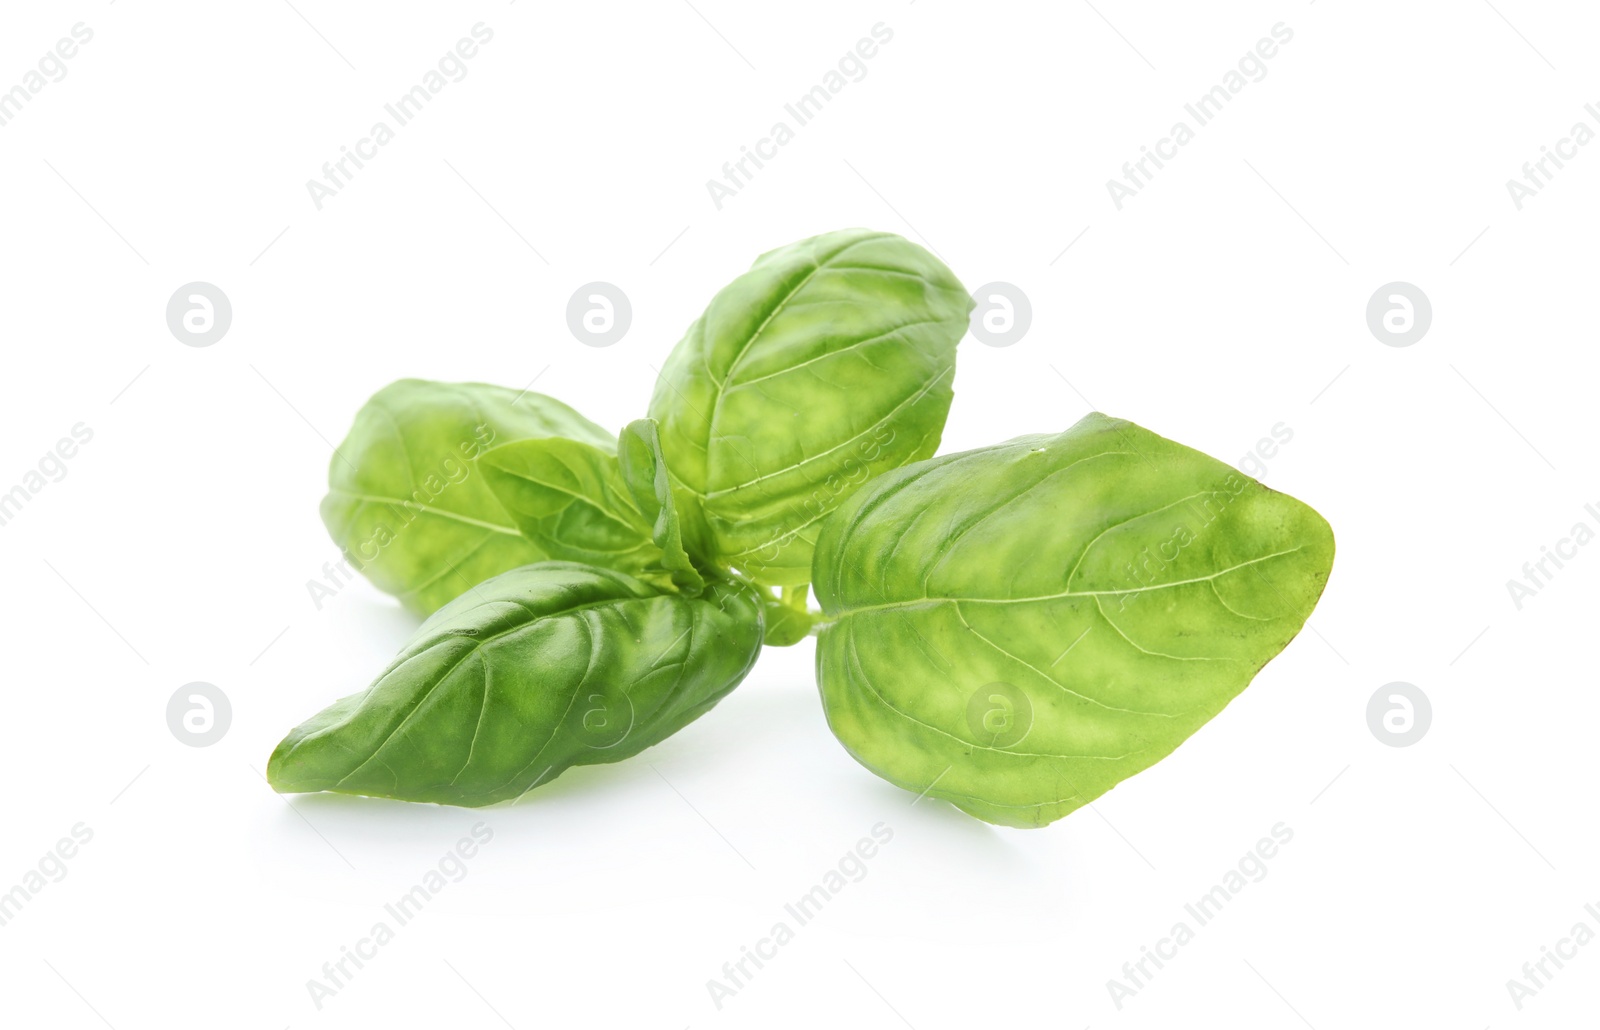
[477,437,666,586]
[812,413,1336,828]
[322,379,614,615]
[267,562,765,807]
[760,585,814,648]
[617,418,705,596]
[648,228,972,588]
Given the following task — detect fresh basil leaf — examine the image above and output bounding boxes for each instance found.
[477,437,666,586]
[268,562,764,807]
[811,413,1336,828]
[759,585,815,648]
[648,228,972,588]
[322,379,614,615]
[617,418,705,596]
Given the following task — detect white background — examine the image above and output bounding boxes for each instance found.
[0,1,1594,1027]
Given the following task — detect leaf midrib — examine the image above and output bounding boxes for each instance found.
[329,488,521,536]
[831,547,1306,618]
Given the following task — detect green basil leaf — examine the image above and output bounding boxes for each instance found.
[322,379,614,615]
[477,437,667,587]
[812,413,1336,828]
[759,585,815,648]
[268,562,764,807]
[648,228,972,588]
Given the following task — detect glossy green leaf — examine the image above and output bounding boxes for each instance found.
[812,413,1336,828]
[617,419,706,596]
[322,379,614,615]
[268,562,764,807]
[648,228,972,588]
[477,437,666,586]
